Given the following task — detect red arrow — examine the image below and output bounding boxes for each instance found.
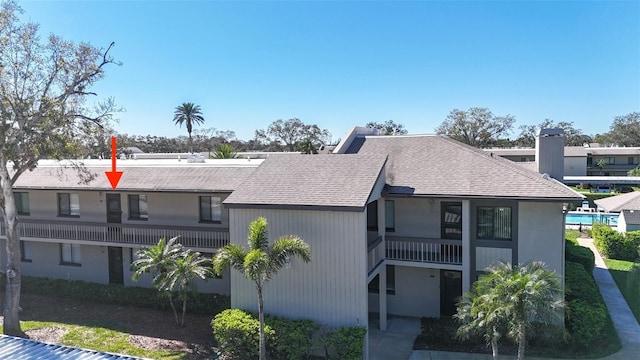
[105,136,123,189]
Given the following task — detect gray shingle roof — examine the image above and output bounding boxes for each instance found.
[0,335,148,359]
[224,154,387,210]
[621,209,640,225]
[594,192,640,212]
[13,163,258,192]
[346,135,583,200]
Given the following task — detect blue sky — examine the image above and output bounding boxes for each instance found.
[21,1,640,142]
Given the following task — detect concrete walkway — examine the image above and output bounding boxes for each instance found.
[380,237,640,360]
[577,237,640,360]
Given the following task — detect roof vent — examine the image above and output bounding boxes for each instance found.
[187,154,205,163]
[541,173,550,180]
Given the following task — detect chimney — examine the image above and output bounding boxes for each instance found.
[536,128,564,180]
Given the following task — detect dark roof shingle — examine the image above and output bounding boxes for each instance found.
[224,154,387,210]
[346,135,583,200]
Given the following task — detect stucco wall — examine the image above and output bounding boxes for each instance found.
[368,266,440,317]
[517,202,564,281]
[229,208,368,328]
[564,157,587,176]
[22,190,230,230]
[16,240,230,294]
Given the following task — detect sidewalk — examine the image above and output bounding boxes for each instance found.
[407,238,640,360]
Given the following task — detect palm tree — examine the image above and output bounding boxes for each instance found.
[457,261,563,360]
[596,158,607,176]
[131,237,184,324]
[212,143,238,159]
[455,275,506,359]
[213,217,311,360]
[628,166,640,177]
[161,250,213,326]
[173,102,205,153]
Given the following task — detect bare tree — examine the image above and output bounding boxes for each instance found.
[0,0,119,336]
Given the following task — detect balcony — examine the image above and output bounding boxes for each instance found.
[0,219,229,249]
[367,235,462,273]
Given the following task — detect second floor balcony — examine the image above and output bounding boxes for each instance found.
[0,218,229,249]
[368,235,462,275]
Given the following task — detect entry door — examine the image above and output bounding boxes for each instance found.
[440,270,462,316]
[108,247,124,284]
[106,193,122,223]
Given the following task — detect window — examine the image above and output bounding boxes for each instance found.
[629,157,639,165]
[366,200,395,231]
[20,241,32,262]
[128,195,148,220]
[57,193,80,216]
[441,202,462,240]
[477,206,512,240]
[368,265,395,295]
[199,196,222,223]
[14,192,30,215]
[60,243,81,266]
[603,157,616,165]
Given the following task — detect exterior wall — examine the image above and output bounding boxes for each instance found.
[368,266,440,318]
[391,197,446,238]
[564,157,587,176]
[618,215,629,233]
[476,247,512,271]
[517,202,565,281]
[229,208,368,328]
[20,241,109,283]
[16,240,230,294]
[22,189,230,230]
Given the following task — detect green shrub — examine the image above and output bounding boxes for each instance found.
[593,225,636,260]
[567,300,608,346]
[21,276,229,315]
[565,261,608,346]
[212,309,318,360]
[212,309,272,359]
[322,326,367,360]
[565,241,595,274]
[266,315,318,360]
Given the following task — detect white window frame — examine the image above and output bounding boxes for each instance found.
[58,193,80,217]
[60,243,81,266]
[199,196,222,223]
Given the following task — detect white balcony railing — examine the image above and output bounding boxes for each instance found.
[386,236,462,265]
[367,236,384,275]
[0,219,229,249]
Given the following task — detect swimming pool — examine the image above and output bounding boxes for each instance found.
[566,212,618,226]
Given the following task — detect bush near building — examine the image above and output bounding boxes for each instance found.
[565,261,608,346]
[592,223,640,261]
[565,240,596,274]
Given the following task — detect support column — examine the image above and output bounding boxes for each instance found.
[462,200,471,293]
[377,198,387,331]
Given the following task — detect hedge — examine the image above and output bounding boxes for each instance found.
[21,276,230,315]
[593,224,640,261]
[565,240,595,274]
[565,261,608,346]
[212,309,318,360]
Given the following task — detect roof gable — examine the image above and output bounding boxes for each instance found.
[224,154,387,210]
[595,192,640,212]
[347,135,583,201]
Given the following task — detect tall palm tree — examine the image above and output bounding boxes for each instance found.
[213,217,311,360]
[131,237,184,324]
[161,250,213,326]
[628,166,640,176]
[173,102,205,153]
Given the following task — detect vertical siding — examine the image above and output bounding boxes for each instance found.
[393,198,442,238]
[475,247,512,271]
[518,202,564,279]
[229,208,367,327]
[20,241,109,283]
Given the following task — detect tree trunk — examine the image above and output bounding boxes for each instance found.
[257,284,266,360]
[517,324,526,360]
[181,292,187,327]
[491,328,499,360]
[0,166,24,337]
[167,291,179,325]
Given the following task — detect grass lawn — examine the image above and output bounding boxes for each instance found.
[566,229,580,244]
[604,258,640,323]
[0,293,216,359]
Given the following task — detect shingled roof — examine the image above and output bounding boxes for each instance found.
[13,159,260,192]
[595,192,640,212]
[621,209,640,225]
[346,135,583,201]
[224,154,387,211]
